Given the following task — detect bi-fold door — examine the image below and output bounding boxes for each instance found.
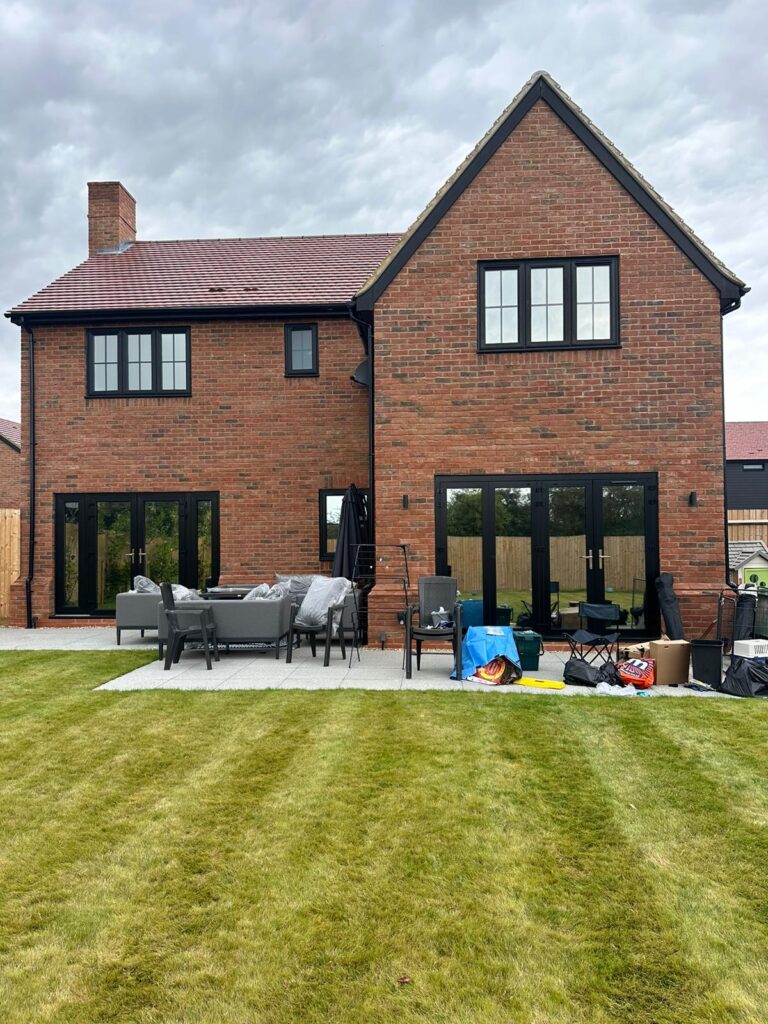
[435,473,659,638]
[55,492,219,615]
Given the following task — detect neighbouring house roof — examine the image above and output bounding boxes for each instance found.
[355,70,748,313]
[8,234,402,320]
[729,540,768,571]
[726,422,768,461]
[0,417,20,451]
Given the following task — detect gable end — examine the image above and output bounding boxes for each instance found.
[355,74,747,314]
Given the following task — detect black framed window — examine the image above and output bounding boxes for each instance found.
[478,257,619,351]
[319,488,368,561]
[87,328,190,396]
[285,324,318,377]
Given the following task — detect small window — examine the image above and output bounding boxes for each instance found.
[87,328,190,397]
[319,488,368,561]
[285,324,318,377]
[478,257,619,351]
[743,463,764,471]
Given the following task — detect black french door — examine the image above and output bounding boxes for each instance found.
[55,491,219,615]
[435,473,659,638]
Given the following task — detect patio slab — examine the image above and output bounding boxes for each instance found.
[0,625,732,696]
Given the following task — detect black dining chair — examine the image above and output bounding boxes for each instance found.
[405,576,462,680]
[160,583,220,671]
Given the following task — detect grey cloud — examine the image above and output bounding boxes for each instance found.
[0,0,765,420]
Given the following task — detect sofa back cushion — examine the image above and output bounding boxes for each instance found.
[134,575,160,594]
[243,583,270,601]
[275,574,324,603]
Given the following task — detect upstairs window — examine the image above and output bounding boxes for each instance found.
[87,328,190,397]
[478,257,618,351]
[285,324,318,377]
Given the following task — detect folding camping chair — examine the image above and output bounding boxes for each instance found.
[564,602,621,665]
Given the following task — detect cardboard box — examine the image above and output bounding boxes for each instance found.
[649,639,691,685]
[619,642,650,661]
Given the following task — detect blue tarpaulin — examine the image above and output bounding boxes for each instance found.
[453,626,521,680]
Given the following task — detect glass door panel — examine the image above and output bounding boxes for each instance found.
[197,499,214,590]
[495,487,532,628]
[548,486,588,626]
[601,483,646,630]
[446,487,484,621]
[96,500,133,611]
[62,501,80,608]
[142,500,181,584]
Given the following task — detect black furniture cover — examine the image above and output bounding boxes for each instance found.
[733,592,757,641]
[717,656,768,698]
[655,573,684,640]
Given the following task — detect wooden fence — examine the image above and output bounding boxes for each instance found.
[447,534,645,592]
[728,509,768,545]
[0,508,21,622]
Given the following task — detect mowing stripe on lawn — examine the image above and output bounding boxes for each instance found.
[0,693,354,1023]
[563,700,768,1023]
[0,690,336,1021]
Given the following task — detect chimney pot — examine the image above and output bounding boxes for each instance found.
[87,181,136,256]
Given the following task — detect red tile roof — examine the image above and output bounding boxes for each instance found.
[0,417,21,449]
[9,234,402,316]
[726,422,768,460]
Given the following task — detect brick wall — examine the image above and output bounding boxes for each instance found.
[369,99,728,642]
[10,317,368,624]
[0,440,22,511]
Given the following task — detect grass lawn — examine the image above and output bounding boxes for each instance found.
[1,652,768,1023]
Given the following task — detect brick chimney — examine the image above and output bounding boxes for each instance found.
[87,181,136,256]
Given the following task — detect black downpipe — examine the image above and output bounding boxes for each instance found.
[347,304,375,548]
[23,320,36,628]
[720,314,736,593]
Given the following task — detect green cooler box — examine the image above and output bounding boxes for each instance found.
[513,629,543,671]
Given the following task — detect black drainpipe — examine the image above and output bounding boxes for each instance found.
[21,318,36,628]
[347,303,375,547]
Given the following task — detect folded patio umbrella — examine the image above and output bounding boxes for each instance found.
[332,483,370,580]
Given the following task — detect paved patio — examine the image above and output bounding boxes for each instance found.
[0,626,728,695]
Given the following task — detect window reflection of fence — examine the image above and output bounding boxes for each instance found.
[447,534,645,592]
[0,509,21,621]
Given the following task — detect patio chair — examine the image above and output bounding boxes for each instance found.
[160,583,220,671]
[287,577,352,667]
[563,602,621,665]
[405,576,462,680]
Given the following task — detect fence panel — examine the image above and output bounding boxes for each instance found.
[0,508,21,622]
[728,509,768,544]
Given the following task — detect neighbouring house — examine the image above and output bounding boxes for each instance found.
[728,540,768,589]
[5,71,747,638]
[0,418,22,510]
[725,422,768,509]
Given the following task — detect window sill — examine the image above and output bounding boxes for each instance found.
[85,391,192,399]
[477,342,621,354]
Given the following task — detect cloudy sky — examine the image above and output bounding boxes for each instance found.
[0,0,765,424]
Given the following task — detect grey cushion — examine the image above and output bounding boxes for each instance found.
[171,583,199,602]
[275,574,324,603]
[243,583,270,601]
[133,575,160,594]
[295,577,351,632]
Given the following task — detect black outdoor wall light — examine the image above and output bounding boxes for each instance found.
[688,491,698,507]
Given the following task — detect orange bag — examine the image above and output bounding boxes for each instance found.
[616,658,655,688]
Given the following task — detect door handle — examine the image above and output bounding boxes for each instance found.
[124,549,135,560]
[599,549,610,569]
[138,549,147,561]
[582,550,593,570]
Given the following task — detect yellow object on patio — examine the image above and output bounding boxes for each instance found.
[517,677,566,690]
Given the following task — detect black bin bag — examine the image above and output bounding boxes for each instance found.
[563,658,622,688]
[718,656,768,698]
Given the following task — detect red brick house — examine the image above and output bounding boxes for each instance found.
[6,72,747,637]
[0,418,22,510]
